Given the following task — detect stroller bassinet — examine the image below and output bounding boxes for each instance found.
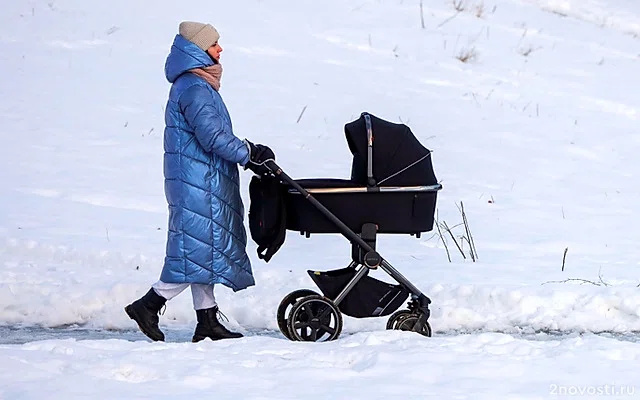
[285,112,441,235]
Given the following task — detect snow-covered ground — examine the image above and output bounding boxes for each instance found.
[1,0,639,398]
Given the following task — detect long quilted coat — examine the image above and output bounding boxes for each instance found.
[159,34,254,291]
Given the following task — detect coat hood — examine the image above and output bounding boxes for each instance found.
[165,34,215,83]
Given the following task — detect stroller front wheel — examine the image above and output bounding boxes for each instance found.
[386,310,432,337]
[277,289,319,340]
[386,310,412,330]
[287,295,343,342]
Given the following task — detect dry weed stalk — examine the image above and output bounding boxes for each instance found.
[475,2,485,18]
[452,0,466,12]
[437,202,478,262]
[456,47,478,63]
[434,214,452,262]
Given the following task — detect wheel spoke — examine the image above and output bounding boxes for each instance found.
[400,320,415,331]
[310,328,318,342]
[320,325,336,336]
[301,327,311,340]
[302,303,314,319]
[317,305,332,321]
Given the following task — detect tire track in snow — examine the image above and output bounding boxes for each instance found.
[0,325,638,345]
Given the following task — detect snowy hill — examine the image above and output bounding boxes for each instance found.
[1,0,639,398]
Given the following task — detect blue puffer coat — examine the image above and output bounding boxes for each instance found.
[159,34,254,291]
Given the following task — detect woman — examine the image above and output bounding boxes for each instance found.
[125,21,275,342]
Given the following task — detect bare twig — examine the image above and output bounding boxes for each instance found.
[544,268,611,287]
[435,216,451,262]
[423,232,439,242]
[442,221,466,259]
[542,278,601,286]
[296,105,308,123]
[485,88,495,100]
[420,0,425,29]
[561,247,568,271]
[437,12,459,28]
[598,267,610,286]
[460,236,476,262]
[459,201,478,260]
[452,0,466,12]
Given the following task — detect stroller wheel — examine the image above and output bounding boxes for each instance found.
[387,311,432,337]
[287,295,343,342]
[277,289,319,340]
[386,310,412,330]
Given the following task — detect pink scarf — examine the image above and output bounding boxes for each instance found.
[189,64,223,91]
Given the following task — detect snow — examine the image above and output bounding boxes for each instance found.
[1,333,638,399]
[1,0,639,398]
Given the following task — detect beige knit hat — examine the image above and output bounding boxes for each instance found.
[179,21,220,51]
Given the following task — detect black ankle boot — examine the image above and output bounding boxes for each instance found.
[125,288,167,342]
[192,306,243,342]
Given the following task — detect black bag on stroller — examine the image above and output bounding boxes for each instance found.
[248,174,287,262]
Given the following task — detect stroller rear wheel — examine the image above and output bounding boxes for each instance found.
[287,295,343,342]
[277,289,319,340]
[386,310,432,337]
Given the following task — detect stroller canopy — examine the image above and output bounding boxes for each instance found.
[345,113,438,187]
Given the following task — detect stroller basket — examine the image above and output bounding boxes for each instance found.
[308,267,409,318]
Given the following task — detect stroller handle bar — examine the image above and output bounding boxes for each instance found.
[265,159,431,301]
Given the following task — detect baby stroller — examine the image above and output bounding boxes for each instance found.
[252,112,442,342]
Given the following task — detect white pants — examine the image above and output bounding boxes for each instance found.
[151,281,217,310]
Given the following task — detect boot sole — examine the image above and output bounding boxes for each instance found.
[192,334,221,343]
[125,305,164,342]
[192,334,243,342]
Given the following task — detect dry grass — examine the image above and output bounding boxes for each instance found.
[452,0,466,12]
[474,2,485,18]
[518,44,541,57]
[456,46,478,63]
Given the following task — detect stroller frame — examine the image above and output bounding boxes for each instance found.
[268,112,441,341]
[269,158,441,341]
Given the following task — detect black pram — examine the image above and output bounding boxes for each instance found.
[250,112,442,342]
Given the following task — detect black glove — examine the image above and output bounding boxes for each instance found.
[244,139,275,176]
